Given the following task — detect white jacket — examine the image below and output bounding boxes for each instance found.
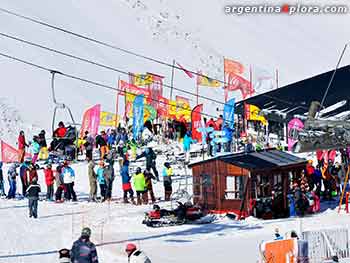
[62,167,75,184]
[128,250,152,263]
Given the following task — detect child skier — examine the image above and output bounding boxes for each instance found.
[31,135,41,164]
[120,159,134,204]
[44,164,55,201]
[26,176,41,218]
[96,161,106,202]
[55,161,65,202]
[0,161,5,197]
[133,167,146,205]
[162,162,173,201]
[7,164,18,199]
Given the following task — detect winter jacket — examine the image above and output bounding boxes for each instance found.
[0,161,3,181]
[136,149,156,168]
[38,134,47,147]
[55,127,67,138]
[107,134,116,146]
[28,169,38,184]
[71,237,98,263]
[183,134,194,152]
[88,161,96,181]
[44,168,55,186]
[31,141,41,154]
[62,166,75,184]
[116,132,128,145]
[103,166,114,185]
[26,183,41,199]
[162,167,173,179]
[121,165,131,184]
[19,164,29,184]
[133,173,146,191]
[18,134,27,150]
[96,168,105,185]
[128,250,152,263]
[223,126,233,141]
[84,135,94,151]
[95,135,107,147]
[55,165,64,187]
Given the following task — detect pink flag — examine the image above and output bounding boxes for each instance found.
[1,140,31,163]
[80,104,101,138]
[176,62,194,78]
[287,118,304,151]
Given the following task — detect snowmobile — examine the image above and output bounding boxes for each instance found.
[142,202,209,228]
[288,101,350,153]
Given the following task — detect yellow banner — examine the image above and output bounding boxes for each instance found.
[100,111,119,127]
[133,73,153,86]
[247,104,267,126]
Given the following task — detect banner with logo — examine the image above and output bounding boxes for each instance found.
[1,140,31,163]
[175,95,191,122]
[80,104,101,137]
[100,111,119,127]
[191,104,203,143]
[120,80,150,117]
[287,118,304,151]
[132,73,153,86]
[197,71,220,87]
[133,95,144,140]
[245,104,267,126]
[223,98,235,130]
[158,96,169,118]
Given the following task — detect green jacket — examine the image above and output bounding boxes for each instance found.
[133,172,146,191]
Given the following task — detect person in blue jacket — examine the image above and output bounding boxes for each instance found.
[107,129,117,149]
[96,161,106,201]
[183,131,196,162]
[120,159,135,204]
[7,164,18,199]
[223,123,233,152]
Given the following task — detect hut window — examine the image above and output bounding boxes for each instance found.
[225,176,243,200]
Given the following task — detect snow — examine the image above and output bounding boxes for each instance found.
[0,150,349,263]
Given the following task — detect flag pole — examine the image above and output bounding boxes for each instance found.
[115,77,120,128]
[170,59,175,101]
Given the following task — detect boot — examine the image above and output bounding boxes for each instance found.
[137,195,142,205]
[143,192,148,205]
[130,197,136,205]
[123,197,129,204]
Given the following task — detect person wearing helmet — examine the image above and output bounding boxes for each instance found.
[26,176,41,218]
[71,227,98,263]
[87,157,97,202]
[19,158,31,196]
[30,135,41,164]
[135,147,159,181]
[61,160,77,202]
[44,163,55,201]
[7,164,18,199]
[133,167,146,205]
[38,130,48,160]
[125,243,151,263]
[17,130,29,163]
[96,161,106,202]
[95,131,108,159]
[162,162,173,201]
[121,159,135,204]
[0,161,5,197]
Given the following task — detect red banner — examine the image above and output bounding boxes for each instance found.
[158,96,169,118]
[80,104,101,138]
[1,140,31,163]
[191,104,203,143]
[147,73,164,110]
[120,80,150,117]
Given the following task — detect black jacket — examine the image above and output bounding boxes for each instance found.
[136,148,156,167]
[95,135,107,147]
[71,237,98,263]
[26,183,41,199]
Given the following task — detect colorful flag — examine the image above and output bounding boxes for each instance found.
[251,65,276,94]
[1,140,31,163]
[144,104,157,122]
[158,96,169,118]
[100,111,119,127]
[224,58,245,75]
[245,104,267,126]
[130,73,153,86]
[176,62,194,78]
[191,104,203,143]
[80,104,101,137]
[197,71,221,87]
[176,96,191,122]
[133,95,144,140]
[223,98,235,130]
[147,73,164,110]
[287,118,304,151]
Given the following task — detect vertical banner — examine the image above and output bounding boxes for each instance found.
[80,104,101,137]
[287,118,304,151]
[191,104,203,143]
[176,95,191,122]
[147,72,164,110]
[133,95,144,140]
[223,98,235,130]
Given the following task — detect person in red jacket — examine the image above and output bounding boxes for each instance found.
[27,164,38,184]
[54,121,67,138]
[44,164,55,201]
[18,131,28,163]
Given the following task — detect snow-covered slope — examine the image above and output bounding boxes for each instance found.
[0,0,349,144]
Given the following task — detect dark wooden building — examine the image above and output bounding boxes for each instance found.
[189,149,307,218]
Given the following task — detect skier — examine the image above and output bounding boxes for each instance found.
[162,162,173,201]
[87,157,97,202]
[19,158,30,196]
[30,135,41,164]
[44,163,55,201]
[95,130,108,159]
[143,169,156,204]
[26,176,41,218]
[62,160,77,201]
[183,131,195,163]
[107,129,117,149]
[223,123,233,152]
[38,130,48,160]
[104,153,115,201]
[96,161,106,202]
[58,248,71,263]
[121,159,134,204]
[0,161,5,197]
[17,130,29,163]
[125,243,152,263]
[28,163,38,184]
[133,167,146,205]
[83,131,94,161]
[71,227,99,263]
[135,147,159,181]
[7,164,18,199]
[55,161,65,202]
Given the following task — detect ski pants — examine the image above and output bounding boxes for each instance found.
[28,198,38,218]
[100,184,107,200]
[64,183,77,201]
[0,179,5,196]
[46,185,54,200]
[20,176,28,196]
[146,162,159,180]
[55,185,65,201]
[7,178,16,199]
[123,189,134,199]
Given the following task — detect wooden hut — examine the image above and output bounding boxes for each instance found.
[189,149,307,219]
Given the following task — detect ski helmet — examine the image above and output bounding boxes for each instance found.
[136,167,142,174]
[125,243,137,252]
[81,227,91,237]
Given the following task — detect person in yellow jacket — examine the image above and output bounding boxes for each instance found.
[133,167,146,205]
[162,162,173,201]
